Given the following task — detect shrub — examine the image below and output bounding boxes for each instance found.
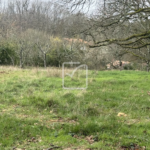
[123,64,134,70]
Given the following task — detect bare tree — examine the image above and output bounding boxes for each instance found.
[36,41,51,68]
[16,40,30,68]
[63,0,150,71]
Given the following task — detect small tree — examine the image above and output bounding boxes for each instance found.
[36,41,51,68]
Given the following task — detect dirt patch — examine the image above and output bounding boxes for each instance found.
[0,71,9,75]
[0,71,7,74]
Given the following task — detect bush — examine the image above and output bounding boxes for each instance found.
[123,64,134,70]
[0,42,17,65]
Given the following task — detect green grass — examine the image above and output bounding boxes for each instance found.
[0,67,150,149]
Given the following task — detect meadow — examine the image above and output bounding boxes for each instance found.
[0,66,150,150]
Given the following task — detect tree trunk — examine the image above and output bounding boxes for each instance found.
[11,57,14,66]
[147,62,149,72]
[20,50,23,68]
[119,60,122,71]
[44,53,46,68]
[58,61,61,68]
[20,59,23,68]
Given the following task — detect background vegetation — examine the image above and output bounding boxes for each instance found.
[0,0,149,71]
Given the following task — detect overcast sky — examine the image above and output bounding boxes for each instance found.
[1,0,105,15]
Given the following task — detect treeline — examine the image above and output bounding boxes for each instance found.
[0,0,92,68]
[1,0,150,71]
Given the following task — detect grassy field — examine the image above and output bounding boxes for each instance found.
[0,66,150,150]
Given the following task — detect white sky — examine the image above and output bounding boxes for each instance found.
[1,0,105,15]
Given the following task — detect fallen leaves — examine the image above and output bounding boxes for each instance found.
[147,91,150,96]
[85,135,94,144]
[50,110,53,113]
[117,112,127,117]
[27,137,38,143]
[64,148,91,150]
[125,119,140,125]
[13,148,26,150]
[42,144,61,150]
[72,134,97,144]
[121,143,146,150]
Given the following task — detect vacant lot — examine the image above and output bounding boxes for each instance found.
[0,66,150,150]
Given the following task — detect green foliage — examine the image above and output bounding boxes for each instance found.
[0,42,17,65]
[123,64,134,70]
